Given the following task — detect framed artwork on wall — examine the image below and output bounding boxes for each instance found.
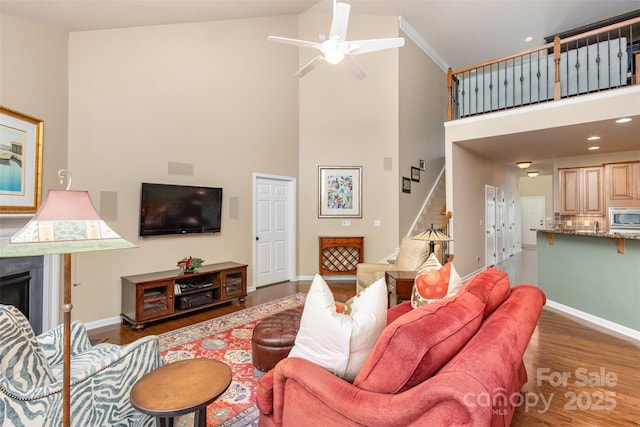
[402,177,411,193]
[318,166,362,218]
[419,159,426,171]
[411,166,420,182]
[0,106,43,213]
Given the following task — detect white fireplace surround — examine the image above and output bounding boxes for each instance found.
[1,214,60,331]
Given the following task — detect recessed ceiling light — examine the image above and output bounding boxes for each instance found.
[615,117,632,123]
[588,146,600,150]
[587,136,600,141]
[524,36,534,43]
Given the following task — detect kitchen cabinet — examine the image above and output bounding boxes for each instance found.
[559,166,603,215]
[604,161,640,207]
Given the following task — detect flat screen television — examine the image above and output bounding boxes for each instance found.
[139,183,223,236]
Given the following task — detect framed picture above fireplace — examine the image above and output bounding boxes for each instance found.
[0,106,44,213]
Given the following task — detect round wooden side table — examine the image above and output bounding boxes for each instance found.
[130,358,232,427]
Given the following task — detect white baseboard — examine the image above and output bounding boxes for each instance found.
[545,299,640,342]
[85,315,122,332]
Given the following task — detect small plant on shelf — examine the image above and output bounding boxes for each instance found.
[177,256,204,273]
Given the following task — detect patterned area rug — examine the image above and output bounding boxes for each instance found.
[158,293,305,427]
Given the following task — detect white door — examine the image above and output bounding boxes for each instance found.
[496,188,505,263]
[254,175,295,288]
[485,185,496,267]
[508,198,516,256]
[520,196,545,246]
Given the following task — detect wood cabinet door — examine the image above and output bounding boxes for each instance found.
[582,167,603,215]
[608,163,633,200]
[560,169,580,214]
[635,163,640,200]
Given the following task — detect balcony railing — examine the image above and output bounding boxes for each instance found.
[447,16,640,121]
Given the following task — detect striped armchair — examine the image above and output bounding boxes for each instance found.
[0,304,161,426]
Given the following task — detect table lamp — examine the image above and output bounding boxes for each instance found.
[0,170,136,427]
[412,223,452,261]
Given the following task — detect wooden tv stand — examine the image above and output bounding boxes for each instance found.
[121,262,247,330]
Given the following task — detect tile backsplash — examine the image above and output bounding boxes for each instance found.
[554,213,607,232]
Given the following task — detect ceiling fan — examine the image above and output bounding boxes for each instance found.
[268,0,405,79]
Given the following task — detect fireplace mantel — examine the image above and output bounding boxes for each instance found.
[1,213,60,331]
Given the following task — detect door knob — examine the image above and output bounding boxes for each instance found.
[256,236,259,241]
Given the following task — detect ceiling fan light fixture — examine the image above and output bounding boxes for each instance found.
[527,171,540,178]
[324,49,345,65]
[517,161,532,169]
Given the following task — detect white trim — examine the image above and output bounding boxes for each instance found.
[42,254,60,330]
[84,315,122,332]
[545,299,640,342]
[399,17,449,73]
[252,173,297,292]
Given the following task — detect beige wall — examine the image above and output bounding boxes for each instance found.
[398,34,447,238]
[67,16,300,322]
[0,14,69,199]
[298,12,404,271]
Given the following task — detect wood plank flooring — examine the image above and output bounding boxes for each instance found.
[89,274,639,426]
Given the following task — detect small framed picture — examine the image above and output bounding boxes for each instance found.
[411,166,420,182]
[402,177,411,193]
[419,159,426,171]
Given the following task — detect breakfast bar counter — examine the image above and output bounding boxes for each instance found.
[534,229,640,335]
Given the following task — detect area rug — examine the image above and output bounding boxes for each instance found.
[158,293,306,427]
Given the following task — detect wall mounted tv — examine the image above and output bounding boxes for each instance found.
[139,183,223,237]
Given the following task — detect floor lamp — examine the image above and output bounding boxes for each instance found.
[412,223,452,263]
[0,170,136,427]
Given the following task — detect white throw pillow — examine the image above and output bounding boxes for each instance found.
[289,274,387,381]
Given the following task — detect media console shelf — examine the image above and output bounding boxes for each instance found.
[121,262,247,330]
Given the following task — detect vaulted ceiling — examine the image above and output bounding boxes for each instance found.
[2,0,639,175]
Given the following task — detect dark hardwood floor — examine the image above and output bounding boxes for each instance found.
[89,279,639,426]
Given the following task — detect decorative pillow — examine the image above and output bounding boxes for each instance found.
[288,274,387,381]
[353,291,486,393]
[411,253,463,308]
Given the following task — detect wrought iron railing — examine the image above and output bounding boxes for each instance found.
[447,16,640,120]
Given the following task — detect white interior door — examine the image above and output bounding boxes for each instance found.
[520,196,545,246]
[254,175,295,288]
[496,188,505,263]
[508,197,516,256]
[485,185,496,267]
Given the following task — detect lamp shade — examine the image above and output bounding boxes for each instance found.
[0,190,136,257]
[412,224,452,242]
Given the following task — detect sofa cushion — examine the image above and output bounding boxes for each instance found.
[460,267,511,318]
[288,274,387,381]
[394,237,430,270]
[410,253,463,308]
[353,291,485,393]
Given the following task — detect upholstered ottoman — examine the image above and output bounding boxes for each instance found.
[251,306,303,372]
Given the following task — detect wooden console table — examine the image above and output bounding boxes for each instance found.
[318,236,364,275]
[121,262,247,330]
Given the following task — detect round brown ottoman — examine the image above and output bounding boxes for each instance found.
[251,306,303,372]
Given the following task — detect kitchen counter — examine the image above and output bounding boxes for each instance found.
[533,228,640,240]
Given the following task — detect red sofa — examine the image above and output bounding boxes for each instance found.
[256,268,546,426]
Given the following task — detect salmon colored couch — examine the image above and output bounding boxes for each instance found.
[256,268,546,426]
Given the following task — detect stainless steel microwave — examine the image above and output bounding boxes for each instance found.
[609,207,640,233]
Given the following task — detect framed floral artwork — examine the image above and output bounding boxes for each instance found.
[411,166,420,182]
[0,107,43,213]
[318,166,362,218]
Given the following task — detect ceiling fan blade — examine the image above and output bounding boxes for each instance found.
[329,2,350,40]
[296,56,323,78]
[343,55,366,80]
[268,36,319,50]
[348,37,405,55]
